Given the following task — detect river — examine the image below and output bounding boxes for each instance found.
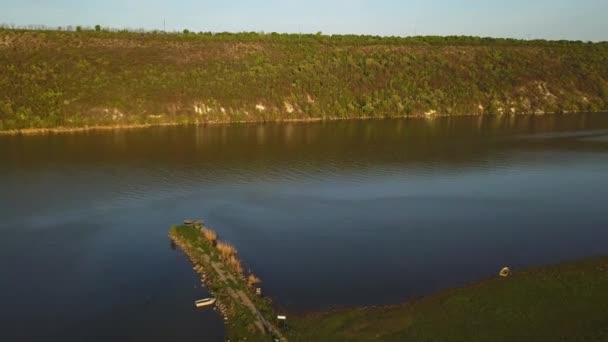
[2,113,608,341]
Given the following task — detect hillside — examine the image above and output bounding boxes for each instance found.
[1,28,608,131]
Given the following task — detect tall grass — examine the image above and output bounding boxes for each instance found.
[217,242,238,259]
[216,241,244,274]
[227,255,244,275]
[201,228,218,245]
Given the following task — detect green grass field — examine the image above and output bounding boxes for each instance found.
[287,256,608,341]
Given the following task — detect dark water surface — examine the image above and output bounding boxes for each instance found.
[2,114,608,341]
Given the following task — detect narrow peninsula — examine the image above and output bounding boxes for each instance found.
[169,223,286,341]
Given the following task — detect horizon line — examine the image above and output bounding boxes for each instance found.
[1,23,605,44]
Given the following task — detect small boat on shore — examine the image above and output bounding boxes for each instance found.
[195,298,216,308]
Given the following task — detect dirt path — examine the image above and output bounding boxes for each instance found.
[210,259,266,334]
[195,242,286,340]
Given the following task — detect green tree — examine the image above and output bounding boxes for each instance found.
[95,25,101,32]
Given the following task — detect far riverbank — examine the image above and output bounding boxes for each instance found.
[3,28,608,133]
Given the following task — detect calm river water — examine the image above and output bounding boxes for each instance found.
[2,114,608,341]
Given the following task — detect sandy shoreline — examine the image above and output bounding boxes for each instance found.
[0,111,604,136]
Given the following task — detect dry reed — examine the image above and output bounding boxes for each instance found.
[216,241,238,259]
[227,255,244,275]
[201,228,217,244]
[247,274,261,286]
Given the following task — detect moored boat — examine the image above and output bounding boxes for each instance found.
[194,298,216,308]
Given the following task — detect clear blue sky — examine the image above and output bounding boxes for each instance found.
[1,0,607,41]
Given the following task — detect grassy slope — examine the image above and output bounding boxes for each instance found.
[1,29,608,131]
[287,256,608,341]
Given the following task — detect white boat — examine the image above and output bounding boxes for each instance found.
[194,298,216,308]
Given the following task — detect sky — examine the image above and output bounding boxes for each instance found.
[1,0,607,41]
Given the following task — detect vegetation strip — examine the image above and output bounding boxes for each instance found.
[2,28,608,132]
[169,223,286,341]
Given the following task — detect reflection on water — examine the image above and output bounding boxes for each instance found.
[1,113,608,341]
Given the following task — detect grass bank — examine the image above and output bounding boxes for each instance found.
[2,28,608,131]
[170,222,608,341]
[287,256,608,341]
